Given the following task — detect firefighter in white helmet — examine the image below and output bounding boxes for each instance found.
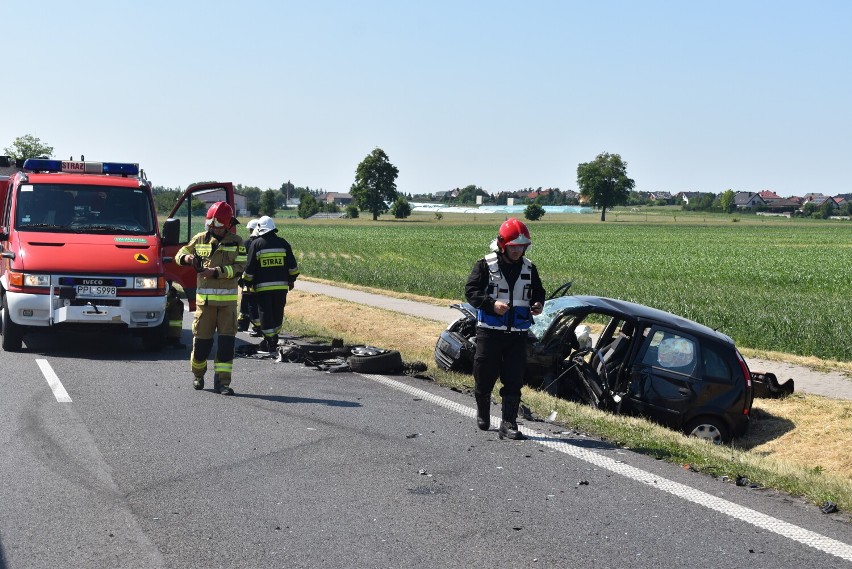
[176,202,246,395]
[242,215,299,354]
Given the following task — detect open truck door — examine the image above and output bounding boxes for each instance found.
[162,182,235,311]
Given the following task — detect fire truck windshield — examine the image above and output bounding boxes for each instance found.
[15,184,155,234]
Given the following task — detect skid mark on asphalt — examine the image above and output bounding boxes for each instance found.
[360,373,852,563]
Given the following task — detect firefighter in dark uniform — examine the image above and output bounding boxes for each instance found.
[465,218,545,440]
[242,215,299,353]
[237,218,260,333]
[176,202,247,395]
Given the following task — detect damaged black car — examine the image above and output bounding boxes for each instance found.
[436,292,793,444]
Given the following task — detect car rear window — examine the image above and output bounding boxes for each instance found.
[701,344,733,383]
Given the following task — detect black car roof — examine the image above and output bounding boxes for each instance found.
[570,295,733,344]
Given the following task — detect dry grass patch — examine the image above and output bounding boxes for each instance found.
[739,395,852,479]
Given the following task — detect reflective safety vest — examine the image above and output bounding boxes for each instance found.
[243,232,299,294]
[476,252,534,331]
[177,231,246,306]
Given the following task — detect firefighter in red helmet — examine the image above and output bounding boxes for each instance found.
[176,201,247,395]
[465,218,545,440]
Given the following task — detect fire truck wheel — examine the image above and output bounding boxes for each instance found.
[1,297,24,352]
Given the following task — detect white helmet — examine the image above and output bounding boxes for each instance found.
[254,215,276,236]
[246,218,259,233]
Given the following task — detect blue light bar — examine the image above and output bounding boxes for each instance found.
[22,159,139,176]
[22,159,63,172]
[102,162,140,175]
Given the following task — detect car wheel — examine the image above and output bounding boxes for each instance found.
[684,416,731,444]
[1,296,24,352]
[349,347,404,374]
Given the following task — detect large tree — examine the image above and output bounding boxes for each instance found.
[260,189,277,216]
[4,134,54,160]
[720,189,736,213]
[351,147,399,220]
[576,152,635,221]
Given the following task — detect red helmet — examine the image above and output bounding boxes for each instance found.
[205,201,234,229]
[496,218,532,251]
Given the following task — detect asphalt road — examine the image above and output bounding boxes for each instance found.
[1,315,851,569]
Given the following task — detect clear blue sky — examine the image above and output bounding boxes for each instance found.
[4,0,850,198]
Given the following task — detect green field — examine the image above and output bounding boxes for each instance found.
[238,211,852,362]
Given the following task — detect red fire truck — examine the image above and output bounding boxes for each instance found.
[0,156,236,351]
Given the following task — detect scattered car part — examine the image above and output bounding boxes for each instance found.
[349,346,404,374]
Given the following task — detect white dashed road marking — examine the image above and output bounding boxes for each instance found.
[36,359,72,403]
[361,373,852,563]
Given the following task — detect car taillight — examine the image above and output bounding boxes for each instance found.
[736,350,752,415]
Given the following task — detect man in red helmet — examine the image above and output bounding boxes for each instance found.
[465,217,545,440]
[176,201,247,395]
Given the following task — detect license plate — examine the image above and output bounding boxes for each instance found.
[76,285,117,298]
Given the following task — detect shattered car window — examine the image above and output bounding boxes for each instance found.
[529,296,587,340]
[643,330,697,375]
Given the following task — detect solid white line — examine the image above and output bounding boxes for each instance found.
[360,373,852,563]
[36,359,72,403]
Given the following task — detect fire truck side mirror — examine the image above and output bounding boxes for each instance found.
[162,217,181,246]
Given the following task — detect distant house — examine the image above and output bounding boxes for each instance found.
[433,189,458,200]
[758,190,782,203]
[802,193,826,203]
[806,195,839,210]
[319,192,353,205]
[757,190,798,211]
[734,192,766,210]
[647,191,673,202]
[196,191,247,213]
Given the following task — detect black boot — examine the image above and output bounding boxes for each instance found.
[475,394,491,431]
[499,397,527,440]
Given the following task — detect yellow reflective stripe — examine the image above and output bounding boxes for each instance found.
[198,293,239,302]
[214,362,233,373]
[255,283,289,292]
[191,360,207,372]
[198,287,238,295]
[169,319,182,328]
[289,269,300,277]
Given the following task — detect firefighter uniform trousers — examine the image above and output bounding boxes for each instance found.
[177,230,246,388]
[191,303,238,385]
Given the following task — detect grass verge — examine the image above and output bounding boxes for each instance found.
[284,288,852,517]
